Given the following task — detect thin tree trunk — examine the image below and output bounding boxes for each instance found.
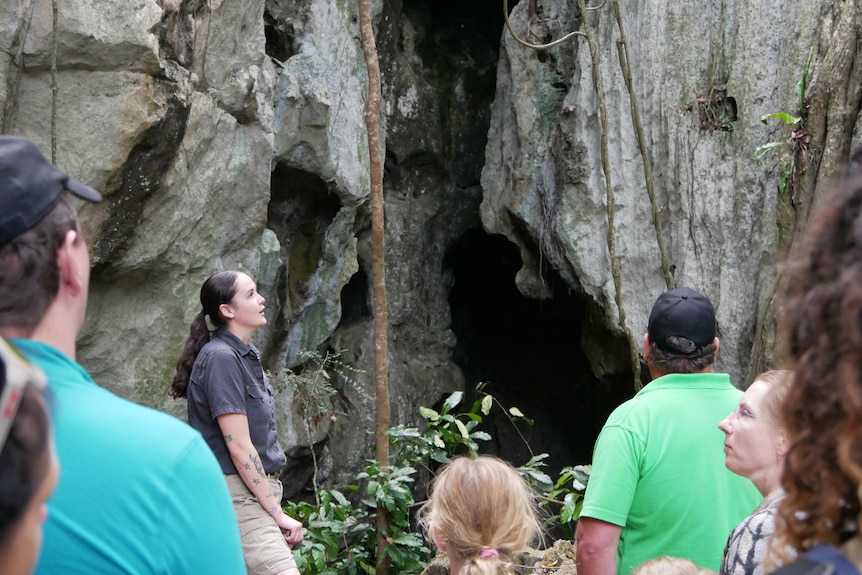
[357,1,390,574]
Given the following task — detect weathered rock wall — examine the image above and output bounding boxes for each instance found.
[1,0,494,491]
[482,0,862,384]
[2,0,860,492]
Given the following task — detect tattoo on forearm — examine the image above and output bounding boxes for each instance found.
[250,454,265,477]
[244,462,250,470]
[224,434,232,442]
[253,478,261,485]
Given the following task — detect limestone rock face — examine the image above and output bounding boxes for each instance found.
[0,0,486,492]
[481,0,838,383]
[1,0,859,494]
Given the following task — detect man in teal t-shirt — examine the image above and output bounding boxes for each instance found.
[576,288,761,575]
[0,137,246,574]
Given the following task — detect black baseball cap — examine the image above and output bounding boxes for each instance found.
[0,136,102,246]
[648,287,716,352]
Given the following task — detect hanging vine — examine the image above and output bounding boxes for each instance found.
[502,0,600,50]
[611,0,674,291]
[575,0,642,390]
[503,0,669,390]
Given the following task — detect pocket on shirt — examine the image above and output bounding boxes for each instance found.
[245,384,264,400]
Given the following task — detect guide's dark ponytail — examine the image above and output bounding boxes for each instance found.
[170,271,239,398]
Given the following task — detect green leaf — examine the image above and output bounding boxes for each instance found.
[525,453,549,466]
[418,406,439,421]
[561,492,578,523]
[391,533,425,547]
[480,394,493,415]
[524,468,553,487]
[382,542,401,559]
[461,418,478,432]
[509,406,525,417]
[431,451,451,464]
[761,112,802,126]
[555,464,590,491]
[366,481,379,495]
[331,490,351,507]
[754,141,787,164]
[442,391,463,414]
[797,49,812,112]
[454,419,470,440]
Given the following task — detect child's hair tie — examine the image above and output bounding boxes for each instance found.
[479,549,499,559]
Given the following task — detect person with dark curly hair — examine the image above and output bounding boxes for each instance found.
[768,164,862,575]
[0,337,58,575]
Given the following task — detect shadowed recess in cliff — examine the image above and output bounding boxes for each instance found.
[263,163,342,363]
[444,228,633,476]
[263,0,300,64]
[154,0,207,67]
[421,0,509,46]
[263,11,294,63]
[399,0,501,189]
[90,96,190,274]
[339,268,371,327]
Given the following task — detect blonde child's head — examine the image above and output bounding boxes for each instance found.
[632,556,717,575]
[419,455,543,575]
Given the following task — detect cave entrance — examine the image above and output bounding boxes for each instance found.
[444,229,633,478]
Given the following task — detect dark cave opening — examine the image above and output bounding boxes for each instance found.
[339,267,371,327]
[422,0,510,47]
[444,229,632,478]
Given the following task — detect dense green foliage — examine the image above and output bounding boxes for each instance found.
[276,353,589,574]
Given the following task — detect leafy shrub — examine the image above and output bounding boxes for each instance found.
[278,353,589,574]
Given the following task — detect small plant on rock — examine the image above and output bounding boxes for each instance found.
[755,51,814,204]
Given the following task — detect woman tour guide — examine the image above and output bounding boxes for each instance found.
[172,270,302,575]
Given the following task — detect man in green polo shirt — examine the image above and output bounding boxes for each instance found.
[576,287,761,575]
